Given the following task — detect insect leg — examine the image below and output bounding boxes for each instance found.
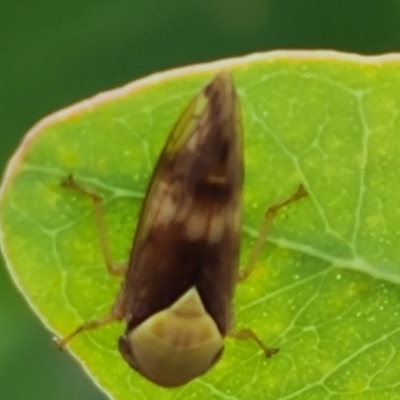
[233,185,307,358]
[61,174,126,276]
[229,329,279,358]
[239,184,307,281]
[53,314,117,349]
[53,289,126,348]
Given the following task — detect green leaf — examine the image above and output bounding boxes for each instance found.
[1,51,400,399]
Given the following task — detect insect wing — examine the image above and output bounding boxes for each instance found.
[123,72,244,334]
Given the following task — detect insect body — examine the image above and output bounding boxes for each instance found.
[117,71,243,386]
[56,71,307,387]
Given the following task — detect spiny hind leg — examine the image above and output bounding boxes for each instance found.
[61,174,127,277]
[233,184,307,358]
[238,184,307,282]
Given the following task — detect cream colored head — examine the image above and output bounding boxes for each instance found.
[118,287,224,387]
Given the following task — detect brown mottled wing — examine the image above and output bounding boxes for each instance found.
[123,71,243,335]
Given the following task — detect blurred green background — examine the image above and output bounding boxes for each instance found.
[1,1,400,399]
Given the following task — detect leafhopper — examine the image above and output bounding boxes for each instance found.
[55,71,306,387]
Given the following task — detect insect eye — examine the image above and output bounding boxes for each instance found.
[118,334,140,371]
[210,346,224,367]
